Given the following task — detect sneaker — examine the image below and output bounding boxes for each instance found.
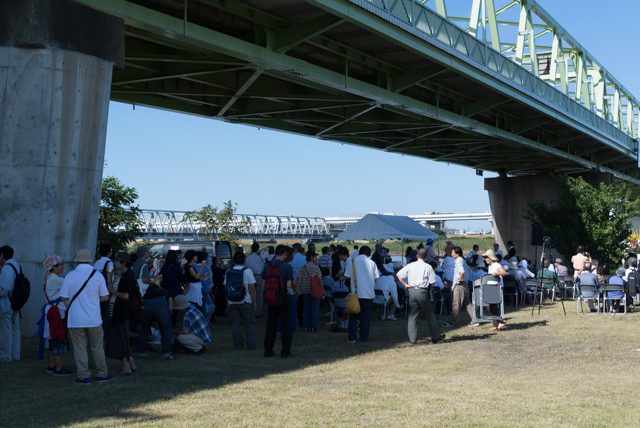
[468,322,480,327]
[440,322,454,328]
[46,366,55,374]
[95,374,114,383]
[432,333,446,344]
[74,377,92,385]
[386,315,398,321]
[193,347,206,356]
[52,368,73,377]
[161,353,175,360]
[347,339,356,344]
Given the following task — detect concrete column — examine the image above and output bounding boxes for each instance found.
[484,175,565,263]
[0,0,123,334]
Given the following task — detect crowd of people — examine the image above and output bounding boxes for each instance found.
[0,239,636,383]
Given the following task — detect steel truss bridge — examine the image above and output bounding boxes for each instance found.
[78,0,640,184]
[137,209,492,240]
[138,210,331,240]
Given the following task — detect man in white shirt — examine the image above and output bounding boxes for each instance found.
[442,246,474,328]
[225,252,257,349]
[396,249,445,345]
[246,243,265,317]
[60,249,111,384]
[344,246,379,343]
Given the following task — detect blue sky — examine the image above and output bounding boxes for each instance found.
[103,0,639,232]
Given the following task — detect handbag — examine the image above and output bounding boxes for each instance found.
[346,258,361,314]
[309,267,325,299]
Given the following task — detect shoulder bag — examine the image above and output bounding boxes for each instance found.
[346,258,361,314]
[66,270,97,314]
[308,266,325,299]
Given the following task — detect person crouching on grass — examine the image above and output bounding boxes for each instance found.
[174,295,212,355]
[481,250,508,331]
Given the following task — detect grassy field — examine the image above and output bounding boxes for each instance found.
[1,301,639,427]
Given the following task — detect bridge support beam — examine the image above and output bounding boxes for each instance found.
[485,175,565,264]
[485,173,613,264]
[0,0,123,334]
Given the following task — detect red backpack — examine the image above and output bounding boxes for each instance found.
[263,263,286,307]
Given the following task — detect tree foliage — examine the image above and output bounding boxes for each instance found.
[98,176,142,249]
[526,176,640,271]
[185,201,247,244]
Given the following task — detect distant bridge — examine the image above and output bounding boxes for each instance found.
[136,209,492,240]
[137,210,331,240]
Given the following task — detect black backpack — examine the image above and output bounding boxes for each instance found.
[6,264,30,312]
[225,267,247,302]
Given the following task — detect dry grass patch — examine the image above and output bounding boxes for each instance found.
[1,303,639,427]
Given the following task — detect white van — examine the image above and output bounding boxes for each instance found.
[149,240,233,268]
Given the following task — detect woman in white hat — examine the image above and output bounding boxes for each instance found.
[42,255,73,376]
[481,250,508,331]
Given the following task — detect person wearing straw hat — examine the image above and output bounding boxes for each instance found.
[42,255,72,376]
[481,250,508,331]
[59,249,112,384]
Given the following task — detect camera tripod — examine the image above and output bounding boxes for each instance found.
[531,236,566,316]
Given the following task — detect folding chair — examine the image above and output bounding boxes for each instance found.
[323,285,335,321]
[603,284,627,314]
[502,276,519,307]
[373,289,389,320]
[576,284,600,313]
[538,269,557,301]
[471,275,504,324]
[557,275,576,300]
[524,278,542,305]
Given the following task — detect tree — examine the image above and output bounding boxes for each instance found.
[98,176,142,249]
[185,201,247,245]
[526,176,640,271]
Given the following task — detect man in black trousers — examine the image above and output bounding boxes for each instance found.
[396,249,445,345]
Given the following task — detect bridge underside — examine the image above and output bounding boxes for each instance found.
[82,0,639,182]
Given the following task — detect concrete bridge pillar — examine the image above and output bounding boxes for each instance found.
[484,175,565,264]
[0,0,123,334]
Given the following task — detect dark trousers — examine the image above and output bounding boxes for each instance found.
[264,301,292,356]
[348,298,373,342]
[407,288,441,343]
[138,296,173,355]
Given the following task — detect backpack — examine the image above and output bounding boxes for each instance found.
[225,267,247,302]
[627,268,637,295]
[6,263,30,312]
[263,263,286,307]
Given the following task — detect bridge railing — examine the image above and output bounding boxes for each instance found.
[137,210,331,239]
[352,0,638,147]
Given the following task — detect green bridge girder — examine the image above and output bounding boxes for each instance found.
[74,0,640,184]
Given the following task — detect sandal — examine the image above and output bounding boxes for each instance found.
[497,323,507,331]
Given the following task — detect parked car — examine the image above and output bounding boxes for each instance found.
[149,240,233,268]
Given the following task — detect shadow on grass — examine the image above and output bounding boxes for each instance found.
[503,320,548,331]
[446,333,494,343]
[0,313,415,427]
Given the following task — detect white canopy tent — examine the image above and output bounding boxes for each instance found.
[335,214,439,242]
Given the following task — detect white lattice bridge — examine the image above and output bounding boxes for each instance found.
[138,210,331,240]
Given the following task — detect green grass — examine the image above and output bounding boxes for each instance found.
[1,302,638,427]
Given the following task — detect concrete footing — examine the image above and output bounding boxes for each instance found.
[0,0,123,335]
[484,175,565,264]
